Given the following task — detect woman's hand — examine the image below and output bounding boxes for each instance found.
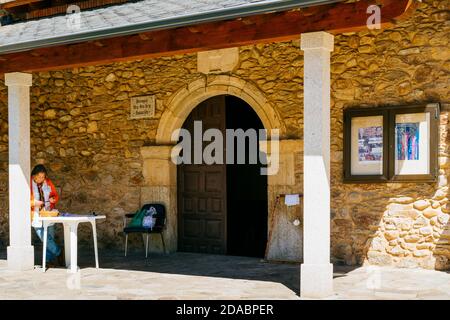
[34,200,44,207]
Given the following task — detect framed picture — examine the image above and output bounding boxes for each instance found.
[344,103,440,183]
[389,104,439,182]
[344,109,389,182]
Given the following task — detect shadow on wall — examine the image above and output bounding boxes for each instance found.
[330,129,450,270]
[359,178,450,271]
[433,186,450,270]
[335,185,450,271]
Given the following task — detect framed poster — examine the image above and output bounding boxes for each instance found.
[344,103,440,183]
[344,109,389,182]
[389,104,439,182]
[352,116,384,174]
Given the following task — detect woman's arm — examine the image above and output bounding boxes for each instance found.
[30,185,43,208]
[47,179,59,205]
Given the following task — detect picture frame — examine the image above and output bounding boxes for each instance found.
[344,109,390,183]
[344,103,440,183]
[388,104,439,182]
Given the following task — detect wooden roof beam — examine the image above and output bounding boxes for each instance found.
[1,0,44,9]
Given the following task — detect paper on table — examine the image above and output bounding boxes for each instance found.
[284,194,300,207]
[60,212,96,217]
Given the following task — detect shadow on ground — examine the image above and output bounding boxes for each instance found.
[86,250,302,293]
[0,246,362,296]
[1,247,301,293]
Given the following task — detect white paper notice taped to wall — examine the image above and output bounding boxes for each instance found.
[284,194,300,206]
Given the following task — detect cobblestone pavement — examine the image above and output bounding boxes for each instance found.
[0,250,448,300]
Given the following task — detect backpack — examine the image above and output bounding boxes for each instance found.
[127,208,146,228]
[128,206,157,229]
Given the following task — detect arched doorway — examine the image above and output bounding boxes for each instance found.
[177,95,268,257]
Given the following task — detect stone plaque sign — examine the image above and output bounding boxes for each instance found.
[130,95,155,119]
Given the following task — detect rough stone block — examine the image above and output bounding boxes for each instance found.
[387,245,406,257]
[367,251,392,266]
[413,217,429,228]
[419,227,433,236]
[389,197,415,204]
[392,210,419,219]
[423,208,439,219]
[384,230,399,241]
[413,200,430,211]
[370,237,387,252]
[404,235,421,243]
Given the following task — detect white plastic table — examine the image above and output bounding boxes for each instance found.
[38,215,106,273]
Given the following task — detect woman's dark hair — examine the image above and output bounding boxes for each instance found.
[31,164,48,177]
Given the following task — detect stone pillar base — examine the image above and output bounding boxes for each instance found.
[300,263,333,299]
[7,245,34,271]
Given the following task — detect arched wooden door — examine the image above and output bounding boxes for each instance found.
[177,96,227,254]
[177,95,268,257]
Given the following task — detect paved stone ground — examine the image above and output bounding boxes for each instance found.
[332,266,450,300]
[0,249,449,300]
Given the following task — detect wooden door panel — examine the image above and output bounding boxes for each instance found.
[205,219,222,239]
[204,170,223,192]
[183,171,201,192]
[211,198,222,213]
[178,96,227,254]
[197,198,207,212]
[183,218,203,238]
[182,198,194,213]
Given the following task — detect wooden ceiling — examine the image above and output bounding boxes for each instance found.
[0,0,415,75]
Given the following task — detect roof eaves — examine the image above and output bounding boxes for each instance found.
[0,0,343,54]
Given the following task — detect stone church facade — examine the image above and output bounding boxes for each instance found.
[0,0,449,270]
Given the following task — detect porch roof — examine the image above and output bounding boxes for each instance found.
[0,0,342,54]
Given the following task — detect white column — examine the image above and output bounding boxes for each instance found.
[300,32,334,298]
[5,72,34,271]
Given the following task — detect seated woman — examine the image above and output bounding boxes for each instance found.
[30,164,64,267]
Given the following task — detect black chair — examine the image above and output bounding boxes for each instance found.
[0,14,14,26]
[123,203,166,258]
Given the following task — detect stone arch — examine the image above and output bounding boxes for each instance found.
[156,75,285,145]
[141,75,302,259]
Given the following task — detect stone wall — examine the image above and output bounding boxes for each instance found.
[329,0,450,270]
[0,0,449,268]
[0,55,203,249]
[0,41,305,253]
